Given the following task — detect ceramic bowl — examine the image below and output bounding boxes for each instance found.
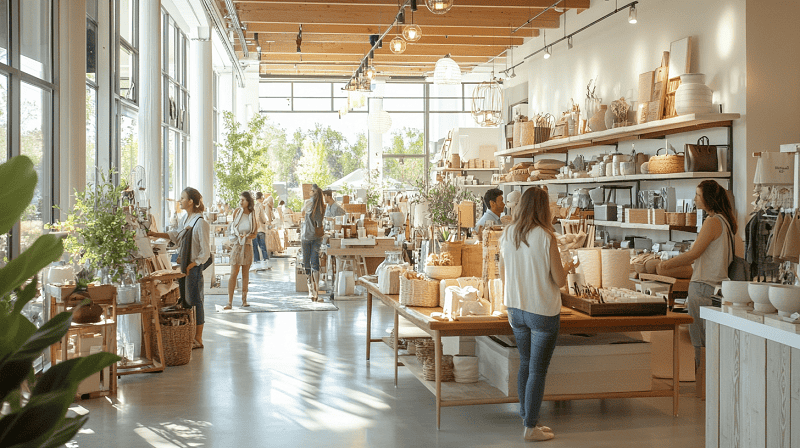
[748,282,777,313]
[768,285,800,320]
[721,280,752,308]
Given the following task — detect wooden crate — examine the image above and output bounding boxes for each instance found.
[649,209,666,225]
[343,203,367,215]
[626,209,649,224]
[561,293,667,316]
[461,243,483,278]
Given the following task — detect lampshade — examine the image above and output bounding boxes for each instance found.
[402,24,422,42]
[366,65,376,79]
[369,108,392,134]
[471,79,503,127]
[426,0,454,14]
[389,36,406,54]
[433,55,461,85]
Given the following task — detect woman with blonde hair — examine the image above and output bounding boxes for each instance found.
[301,184,326,301]
[499,187,572,442]
[225,191,258,309]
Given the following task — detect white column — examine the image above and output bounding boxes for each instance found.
[139,0,162,225]
[368,97,384,182]
[189,28,214,207]
[57,0,86,219]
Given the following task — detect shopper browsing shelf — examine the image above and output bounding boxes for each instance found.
[252,192,271,270]
[475,188,505,240]
[225,191,258,309]
[499,187,572,442]
[147,187,210,349]
[301,184,326,302]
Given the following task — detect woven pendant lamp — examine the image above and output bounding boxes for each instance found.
[433,54,461,85]
[471,78,503,127]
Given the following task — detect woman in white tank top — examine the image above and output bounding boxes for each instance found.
[499,187,573,442]
[660,180,737,377]
[225,191,258,309]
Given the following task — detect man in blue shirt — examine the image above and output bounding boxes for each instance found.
[475,188,504,239]
[323,190,346,218]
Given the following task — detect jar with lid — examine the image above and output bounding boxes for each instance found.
[377,251,404,294]
[116,264,140,305]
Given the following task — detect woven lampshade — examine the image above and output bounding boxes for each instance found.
[369,109,392,134]
[433,55,461,85]
[402,24,422,42]
[426,0,454,14]
[389,36,406,54]
[471,79,503,127]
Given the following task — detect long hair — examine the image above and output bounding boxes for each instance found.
[241,191,255,213]
[183,187,205,213]
[512,187,554,249]
[698,180,737,234]
[310,184,325,217]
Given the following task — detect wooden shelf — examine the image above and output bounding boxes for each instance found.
[399,355,517,404]
[462,184,498,189]
[433,167,499,172]
[502,171,731,187]
[559,219,697,233]
[496,113,740,158]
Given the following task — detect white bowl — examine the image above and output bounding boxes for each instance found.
[425,265,462,280]
[748,283,776,313]
[768,285,800,320]
[721,281,752,308]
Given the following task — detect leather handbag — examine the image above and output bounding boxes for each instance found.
[685,136,718,172]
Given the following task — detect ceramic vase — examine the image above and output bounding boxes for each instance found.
[604,107,615,129]
[588,105,607,132]
[675,73,713,115]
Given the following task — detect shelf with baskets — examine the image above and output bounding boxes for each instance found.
[502,171,731,187]
[560,218,697,233]
[432,167,500,173]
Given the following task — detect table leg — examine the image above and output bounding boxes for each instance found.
[673,324,680,417]
[435,330,442,430]
[366,292,372,360]
[393,309,399,387]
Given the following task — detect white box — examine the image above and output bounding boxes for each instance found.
[476,334,653,397]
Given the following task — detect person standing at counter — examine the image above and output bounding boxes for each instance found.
[301,185,326,302]
[476,188,504,240]
[659,180,737,387]
[499,187,570,442]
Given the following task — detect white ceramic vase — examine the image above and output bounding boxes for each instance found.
[675,73,713,115]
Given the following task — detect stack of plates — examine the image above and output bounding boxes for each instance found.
[452,355,480,383]
[423,355,455,382]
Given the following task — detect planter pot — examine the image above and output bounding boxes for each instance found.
[675,73,713,115]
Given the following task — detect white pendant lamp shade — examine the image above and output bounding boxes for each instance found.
[433,55,461,85]
[402,24,422,42]
[471,79,503,127]
[389,36,407,54]
[369,109,392,134]
[426,0,454,14]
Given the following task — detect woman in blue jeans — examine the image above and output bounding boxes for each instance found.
[301,184,326,301]
[500,187,571,442]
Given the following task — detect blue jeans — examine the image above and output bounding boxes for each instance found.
[508,307,560,429]
[252,232,269,262]
[178,265,204,325]
[687,281,716,365]
[302,239,322,275]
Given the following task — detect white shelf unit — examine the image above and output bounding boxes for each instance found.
[462,184,499,189]
[503,171,731,187]
[432,167,500,172]
[560,219,697,232]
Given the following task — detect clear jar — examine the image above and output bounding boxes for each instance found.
[377,251,404,294]
[376,251,403,275]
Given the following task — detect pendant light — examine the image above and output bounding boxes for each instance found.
[390,36,407,54]
[369,108,393,134]
[471,76,503,127]
[402,24,422,42]
[426,0,454,15]
[433,54,461,85]
[628,5,638,24]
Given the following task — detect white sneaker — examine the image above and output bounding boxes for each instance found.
[523,426,554,441]
[522,421,552,433]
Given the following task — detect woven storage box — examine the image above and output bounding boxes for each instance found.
[415,339,437,363]
[626,209,649,224]
[160,286,180,307]
[685,212,697,226]
[519,121,536,146]
[449,153,461,169]
[534,126,551,144]
[423,355,455,382]
[648,152,685,174]
[666,212,686,226]
[440,241,463,266]
[512,121,522,147]
[650,209,666,225]
[511,169,529,182]
[152,309,194,366]
[461,243,483,278]
[399,276,439,307]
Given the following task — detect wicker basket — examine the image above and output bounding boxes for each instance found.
[512,121,522,147]
[666,212,686,226]
[534,126,551,144]
[685,212,697,226]
[461,243,483,278]
[519,121,536,146]
[152,309,194,366]
[399,276,439,307]
[648,149,685,174]
[415,339,437,363]
[422,355,455,381]
[511,169,529,182]
[425,265,462,279]
[160,286,181,307]
[440,241,463,266]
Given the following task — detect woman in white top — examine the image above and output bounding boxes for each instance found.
[148,187,210,349]
[225,191,258,309]
[499,187,570,442]
[660,180,737,366]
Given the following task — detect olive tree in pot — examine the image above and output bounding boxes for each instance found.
[412,177,479,241]
[0,155,120,447]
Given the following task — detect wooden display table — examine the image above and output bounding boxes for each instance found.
[359,279,693,428]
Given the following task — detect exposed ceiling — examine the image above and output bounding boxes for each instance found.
[215,0,589,79]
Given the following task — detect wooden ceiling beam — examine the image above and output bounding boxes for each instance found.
[234,0,589,9]
[244,42,508,57]
[246,33,525,47]
[254,52,502,63]
[235,4,561,28]
[243,23,539,38]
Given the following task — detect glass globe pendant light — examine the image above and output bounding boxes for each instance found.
[390,36,406,54]
[402,24,422,42]
[426,0,454,15]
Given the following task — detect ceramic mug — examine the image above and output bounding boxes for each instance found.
[621,162,636,176]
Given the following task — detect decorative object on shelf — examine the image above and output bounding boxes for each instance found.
[426,0,454,14]
[519,121,535,146]
[588,105,608,132]
[433,54,461,85]
[471,77,503,127]
[69,269,104,324]
[648,147,685,174]
[675,73,714,115]
[389,35,406,54]
[604,106,614,129]
[684,135,719,172]
[368,108,392,134]
[610,97,631,127]
[533,113,554,143]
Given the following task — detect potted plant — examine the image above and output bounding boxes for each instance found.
[56,170,137,284]
[412,177,479,241]
[69,269,103,324]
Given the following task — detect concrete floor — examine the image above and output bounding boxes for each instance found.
[70,256,706,447]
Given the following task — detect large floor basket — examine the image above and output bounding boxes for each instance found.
[152,308,195,366]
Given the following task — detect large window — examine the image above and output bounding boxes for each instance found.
[86,0,98,186]
[0,74,7,261]
[117,0,138,183]
[20,81,53,252]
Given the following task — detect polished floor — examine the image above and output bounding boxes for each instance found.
[71,256,706,447]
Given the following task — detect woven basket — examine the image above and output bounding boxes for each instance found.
[152,309,194,366]
[415,339,436,363]
[534,126,551,144]
[425,265,462,280]
[685,212,697,226]
[399,276,439,307]
[511,169,529,182]
[666,212,686,226]
[648,150,685,174]
[461,244,483,278]
[440,241,463,266]
[160,286,181,307]
[422,355,455,382]
[519,121,536,146]
[512,121,522,147]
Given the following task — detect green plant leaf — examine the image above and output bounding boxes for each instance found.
[37,414,90,448]
[0,156,37,236]
[32,352,120,396]
[0,234,63,299]
[12,276,39,315]
[0,391,74,446]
